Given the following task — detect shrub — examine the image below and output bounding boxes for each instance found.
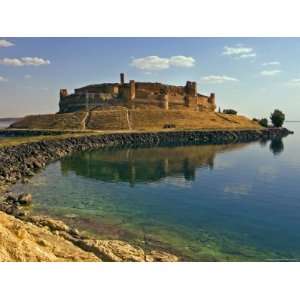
[259,118,268,127]
[270,109,285,127]
[223,109,237,115]
[163,124,176,129]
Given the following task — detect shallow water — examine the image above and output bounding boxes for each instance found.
[12,124,300,261]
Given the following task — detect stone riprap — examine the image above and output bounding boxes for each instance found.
[0,129,82,138]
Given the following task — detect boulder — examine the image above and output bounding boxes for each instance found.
[76,239,179,262]
[6,194,17,203]
[27,215,70,232]
[17,193,32,205]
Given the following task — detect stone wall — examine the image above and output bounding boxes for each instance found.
[59,76,216,113]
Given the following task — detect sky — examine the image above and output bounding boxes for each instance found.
[0,37,299,120]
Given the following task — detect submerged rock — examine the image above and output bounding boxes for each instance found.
[146,250,179,262]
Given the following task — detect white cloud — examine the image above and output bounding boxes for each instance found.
[0,76,8,82]
[260,70,281,76]
[262,61,280,66]
[169,56,195,68]
[130,55,195,71]
[223,46,253,56]
[131,56,169,70]
[239,53,256,58]
[222,45,256,59]
[24,74,32,79]
[0,39,14,48]
[200,75,239,84]
[0,57,50,67]
[286,78,300,86]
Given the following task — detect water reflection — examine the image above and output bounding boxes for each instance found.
[269,138,284,156]
[61,143,248,186]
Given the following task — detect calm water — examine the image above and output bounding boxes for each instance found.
[13,124,300,261]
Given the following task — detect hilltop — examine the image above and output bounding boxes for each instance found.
[10,109,261,131]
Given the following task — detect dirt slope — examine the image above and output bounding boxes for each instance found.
[10,109,261,131]
[10,112,87,130]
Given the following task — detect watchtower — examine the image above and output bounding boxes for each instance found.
[129,80,136,100]
[59,89,68,99]
[209,93,215,105]
[185,81,197,97]
[120,73,125,85]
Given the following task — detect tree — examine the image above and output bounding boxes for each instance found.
[270,109,285,127]
[223,109,237,115]
[259,118,268,127]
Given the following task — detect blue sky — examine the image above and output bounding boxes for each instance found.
[0,37,299,119]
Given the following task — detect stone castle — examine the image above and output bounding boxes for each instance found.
[59,73,216,113]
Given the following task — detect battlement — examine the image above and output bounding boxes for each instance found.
[59,73,216,113]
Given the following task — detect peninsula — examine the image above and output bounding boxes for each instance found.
[0,73,293,262]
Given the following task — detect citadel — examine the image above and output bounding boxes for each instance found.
[59,73,216,113]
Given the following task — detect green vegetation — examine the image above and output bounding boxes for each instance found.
[223,109,237,115]
[270,109,285,127]
[259,118,268,127]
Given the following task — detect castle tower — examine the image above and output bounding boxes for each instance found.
[129,80,136,100]
[60,89,68,99]
[209,93,215,105]
[120,73,125,85]
[185,81,197,96]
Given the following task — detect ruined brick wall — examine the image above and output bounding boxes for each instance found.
[59,95,90,113]
[59,78,216,113]
[119,84,131,101]
[59,94,116,113]
[75,84,119,95]
[135,82,185,95]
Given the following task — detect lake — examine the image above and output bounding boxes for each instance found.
[12,124,300,261]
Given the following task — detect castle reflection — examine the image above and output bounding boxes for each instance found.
[60,144,248,186]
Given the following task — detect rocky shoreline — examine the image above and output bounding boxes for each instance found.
[0,128,293,261]
[0,129,74,137]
